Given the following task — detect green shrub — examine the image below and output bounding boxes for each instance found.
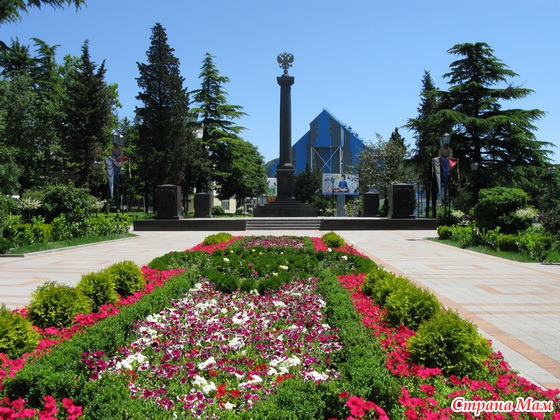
[496,234,519,252]
[105,261,144,297]
[28,282,92,328]
[450,225,475,248]
[407,310,492,379]
[28,183,96,223]
[0,304,40,359]
[472,187,529,234]
[322,231,345,248]
[362,269,409,307]
[87,215,132,236]
[480,227,501,249]
[437,225,452,239]
[148,250,210,270]
[384,285,441,331]
[76,271,120,311]
[516,231,553,262]
[202,232,233,245]
[211,205,226,216]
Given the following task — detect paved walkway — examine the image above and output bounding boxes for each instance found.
[1,229,559,390]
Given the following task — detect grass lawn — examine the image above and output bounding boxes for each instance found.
[430,238,560,264]
[6,233,136,255]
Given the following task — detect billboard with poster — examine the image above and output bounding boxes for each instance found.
[322,173,359,195]
[266,178,277,196]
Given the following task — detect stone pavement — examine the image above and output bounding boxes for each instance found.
[1,229,559,390]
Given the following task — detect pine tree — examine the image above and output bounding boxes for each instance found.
[62,40,114,188]
[191,53,247,190]
[192,53,246,144]
[433,42,552,190]
[0,0,87,25]
[135,23,196,198]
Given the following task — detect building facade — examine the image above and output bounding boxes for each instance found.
[267,109,367,176]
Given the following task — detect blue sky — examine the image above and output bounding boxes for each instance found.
[3,0,560,164]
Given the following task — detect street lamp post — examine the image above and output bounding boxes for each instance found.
[548,166,556,210]
[471,162,479,206]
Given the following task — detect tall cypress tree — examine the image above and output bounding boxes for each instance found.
[135,23,195,199]
[62,40,114,188]
[433,42,551,189]
[407,70,442,217]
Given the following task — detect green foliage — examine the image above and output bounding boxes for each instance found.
[496,234,519,252]
[202,232,233,245]
[407,310,492,379]
[211,205,225,216]
[147,250,210,271]
[61,40,115,188]
[432,42,551,190]
[86,214,132,236]
[246,379,328,419]
[76,271,119,312]
[362,269,409,307]
[27,281,92,328]
[294,163,322,204]
[105,260,144,297]
[541,207,560,238]
[516,231,553,262]
[0,304,40,359]
[81,374,167,419]
[384,284,441,331]
[136,23,200,193]
[437,225,452,239]
[317,271,400,412]
[357,131,411,200]
[29,183,95,223]
[0,0,87,24]
[322,231,345,248]
[472,187,529,233]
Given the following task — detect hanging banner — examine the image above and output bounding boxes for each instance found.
[322,173,359,195]
[432,157,441,198]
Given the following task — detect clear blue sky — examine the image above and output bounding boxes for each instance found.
[3,0,560,164]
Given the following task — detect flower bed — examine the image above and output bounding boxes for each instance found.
[1,234,559,419]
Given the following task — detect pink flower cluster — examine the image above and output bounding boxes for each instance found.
[337,273,560,419]
[311,237,365,256]
[239,236,306,249]
[187,236,242,253]
[86,278,342,418]
[0,395,82,419]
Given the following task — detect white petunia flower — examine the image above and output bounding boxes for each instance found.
[223,257,230,263]
[308,370,329,381]
[229,336,244,350]
[341,255,348,261]
[201,382,217,394]
[192,375,208,387]
[197,356,215,370]
[224,402,236,410]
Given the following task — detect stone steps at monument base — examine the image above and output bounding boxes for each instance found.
[245,219,323,231]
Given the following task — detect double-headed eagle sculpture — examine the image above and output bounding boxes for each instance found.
[277,52,294,75]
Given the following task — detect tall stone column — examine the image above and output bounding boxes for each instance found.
[276,74,295,201]
[253,53,317,217]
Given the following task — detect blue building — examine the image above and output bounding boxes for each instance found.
[267,109,367,176]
